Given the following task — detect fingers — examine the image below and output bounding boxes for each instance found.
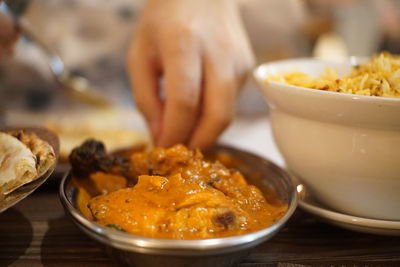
[157,35,202,147]
[188,55,237,149]
[127,37,162,141]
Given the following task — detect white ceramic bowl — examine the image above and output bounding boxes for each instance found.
[253,58,400,221]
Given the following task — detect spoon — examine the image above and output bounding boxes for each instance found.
[0,127,59,212]
[3,0,112,108]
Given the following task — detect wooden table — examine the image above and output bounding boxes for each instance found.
[1,179,399,267]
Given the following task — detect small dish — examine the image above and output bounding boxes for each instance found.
[0,127,59,212]
[296,182,400,236]
[59,145,298,267]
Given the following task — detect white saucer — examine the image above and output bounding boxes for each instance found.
[296,184,400,236]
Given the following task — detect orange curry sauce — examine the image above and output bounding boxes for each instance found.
[74,144,287,239]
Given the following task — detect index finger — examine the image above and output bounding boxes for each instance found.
[127,38,163,141]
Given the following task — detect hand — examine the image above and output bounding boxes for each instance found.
[0,12,20,60]
[127,0,254,148]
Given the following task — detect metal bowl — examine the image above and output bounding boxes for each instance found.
[59,145,297,267]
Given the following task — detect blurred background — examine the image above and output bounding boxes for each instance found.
[1,0,400,127]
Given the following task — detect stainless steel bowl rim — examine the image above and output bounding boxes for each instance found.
[59,147,298,255]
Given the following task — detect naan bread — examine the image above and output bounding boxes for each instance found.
[0,130,56,196]
[8,130,56,177]
[0,132,37,195]
[46,124,146,162]
[43,109,148,161]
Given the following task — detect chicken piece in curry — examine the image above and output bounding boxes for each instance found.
[70,141,287,239]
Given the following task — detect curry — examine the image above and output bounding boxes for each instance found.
[70,141,287,239]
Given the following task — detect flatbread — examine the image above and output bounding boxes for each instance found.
[0,130,56,196]
[0,132,37,195]
[8,130,56,177]
[42,109,148,162]
[46,124,146,162]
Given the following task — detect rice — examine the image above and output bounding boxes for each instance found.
[267,52,400,97]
